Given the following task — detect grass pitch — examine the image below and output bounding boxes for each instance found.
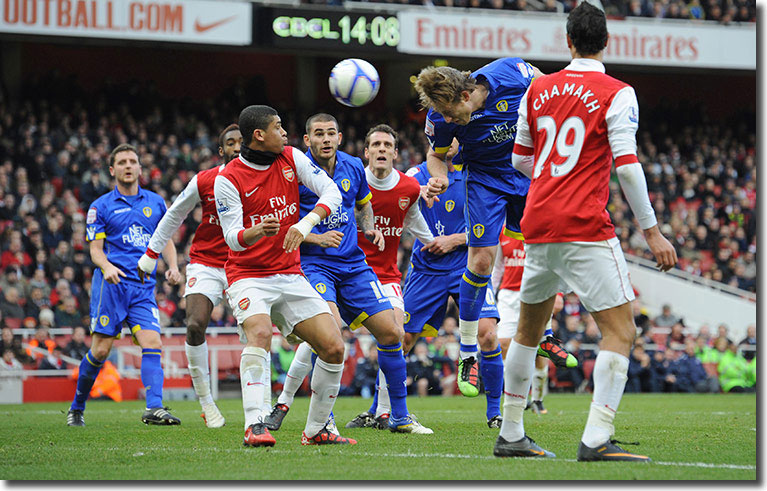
[0,393,755,480]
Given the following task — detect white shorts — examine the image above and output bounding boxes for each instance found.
[520,237,635,313]
[496,288,521,339]
[381,282,404,311]
[184,262,228,306]
[226,274,331,342]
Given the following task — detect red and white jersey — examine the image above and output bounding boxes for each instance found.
[214,147,341,285]
[359,168,432,284]
[498,235,525,291]
[147,165,228,268]
[514,58,640,244]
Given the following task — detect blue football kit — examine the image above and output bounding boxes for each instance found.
[298,150,392,328]
[403,162,499,337]
[425,57,534,247]
[86,186,166,338]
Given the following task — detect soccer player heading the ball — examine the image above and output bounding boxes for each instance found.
[497,2,677,460]
[415,55,574,398]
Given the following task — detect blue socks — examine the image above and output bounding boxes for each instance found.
[141,348,164,409]
[376,342,408,420]
[368,372,380,414]
[70,350,104,411]
[480,346,504,420]
[459,269,491,357]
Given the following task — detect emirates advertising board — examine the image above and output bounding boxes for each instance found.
[398,10,755,70]
[0,0,252,45]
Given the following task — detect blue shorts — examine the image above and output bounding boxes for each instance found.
[89,278,161,339]
[465,173,527,247]
[403,266,499,336]
[302,262,392,330]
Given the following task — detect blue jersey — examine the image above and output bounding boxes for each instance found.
[425,57,534,196]
[407,162,467,273]
[299,150,372,267]
[86,186,167,288]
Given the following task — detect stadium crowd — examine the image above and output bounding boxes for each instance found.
[344,0,756,23]
[0,72,755,396]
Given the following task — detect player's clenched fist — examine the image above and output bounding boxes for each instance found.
[317,230,344,248]
[425,176,448,203]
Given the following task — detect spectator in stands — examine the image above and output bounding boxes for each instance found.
[39,345,67,370]
[651,349,677,392]
[64,326,89,361]
[653,304,679,328]
[1,231,32,270]
[716,323,733,344]
[406,341,448,397]
[632,299,652,337]
[559,315,582,344]
[271,337,296,386]
[738,324,756,361]
[672,339,720,393]
[0,286,25,327]
[26,326,56,362]
[54,296,81,328]
[351,345,379,398]
[717,341,755,393]
[626,341,657,392]
[38,308,55,329]
[666,321,687,350]
[1,348,23,370]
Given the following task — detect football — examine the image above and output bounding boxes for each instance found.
[328,58,380,107]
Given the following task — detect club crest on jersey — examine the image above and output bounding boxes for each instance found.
[398,197,410,210]
[142,207,152,218]
[315,283,327,294]
[282,166,295,182]
[188,277,197,288]
[238,298,251,311]
[496,100,509,112]
[473,223,485,238]
[341,179,351,192]
[445,200,455,212]
[99,315,110,327]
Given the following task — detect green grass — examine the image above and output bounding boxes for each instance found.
[0,393,756,480]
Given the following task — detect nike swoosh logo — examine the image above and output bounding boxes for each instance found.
[194,16,236,33]
[246,381,262,386]
[245,187,259,197]
[207,197,216,202]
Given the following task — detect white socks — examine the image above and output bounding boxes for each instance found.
[375,369,391,418]
[532,366,548,402]
[581,350,629,448]
[459,320,479,359]
[185,341,214,407]
[499,340,537,442]
[277,341,313,407]
[240,346,269,429]
[304,358,343,437]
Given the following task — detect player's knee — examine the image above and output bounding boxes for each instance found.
[91,345,111,361]
[478,324,498,350]
[185,316,207,346]
[468,251,494,275]
[317,337,345,364]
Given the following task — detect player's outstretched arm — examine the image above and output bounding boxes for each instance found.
[404,202,435,245]
[90,238,126,284]
[145,175,201,259]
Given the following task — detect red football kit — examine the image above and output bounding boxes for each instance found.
[214,146,339,285]
[513,58,641,244]
[358,168,422,284]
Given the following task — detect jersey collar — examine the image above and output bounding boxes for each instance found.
[110,186,147,204]
[564,58,606,73]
